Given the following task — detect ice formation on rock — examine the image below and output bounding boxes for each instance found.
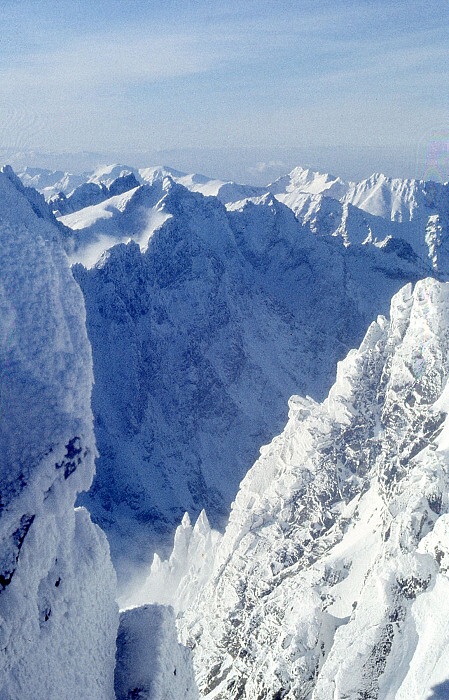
[0,167,118,699]
[119,510,221,613]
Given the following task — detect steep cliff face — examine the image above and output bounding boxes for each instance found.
[179,278,449,699]
[72,179,426,581]
[0,168,118,699]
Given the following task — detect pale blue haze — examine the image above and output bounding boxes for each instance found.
[0,0,448,181]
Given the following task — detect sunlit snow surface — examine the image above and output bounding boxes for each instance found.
[134,279,449,700]
[58,183,171,267]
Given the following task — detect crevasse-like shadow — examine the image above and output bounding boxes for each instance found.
[428,680,449,699]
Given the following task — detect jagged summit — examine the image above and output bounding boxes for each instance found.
[270,165,349,201]
[156,278,449,699]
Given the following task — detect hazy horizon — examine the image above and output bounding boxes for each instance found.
[0,140,447,186]
[1,0,448,184]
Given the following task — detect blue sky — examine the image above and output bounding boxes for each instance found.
[0,0,448,182]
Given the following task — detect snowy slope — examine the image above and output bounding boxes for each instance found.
[51,173,140,216]
[286,194,413,251]
[344,172,428,221]
[0,168,118,698]
[59,178,172,267]
[173,278,449,700]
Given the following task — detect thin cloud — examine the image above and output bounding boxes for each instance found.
[0,1,447,165]
[0,30,212,91]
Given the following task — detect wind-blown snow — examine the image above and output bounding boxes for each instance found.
[119,510,221,613]
[61,179,172,267]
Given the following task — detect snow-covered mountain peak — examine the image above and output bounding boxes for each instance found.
[16,166,89,199]
[270,165,349,202]
[88,163,137,187]
[160,174,179,194]
[193,509,212,536]
[181,511,192,529]
[50,172,141,218]
[343,172,422,221]
[226,189,286,216]
[139,164,196,185]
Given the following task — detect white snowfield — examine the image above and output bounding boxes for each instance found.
[0,166,118,699]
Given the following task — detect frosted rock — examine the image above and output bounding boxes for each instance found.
[120,511,221,614]
[115,604,198,700]
[0,168,118,699]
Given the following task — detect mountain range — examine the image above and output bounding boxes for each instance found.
[17,162,446,580]
[1,159,449,698]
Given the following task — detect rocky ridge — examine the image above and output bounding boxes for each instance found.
[170,278,449,699]
[70,177,429,579]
